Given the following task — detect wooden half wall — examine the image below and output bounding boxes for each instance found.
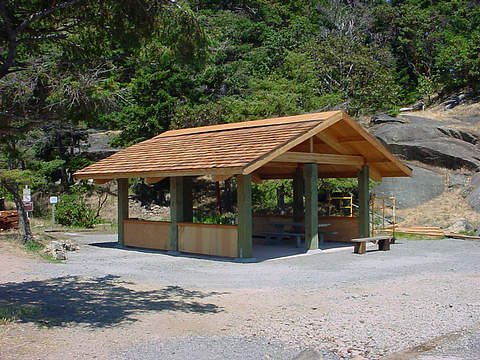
[123,219,170,250]
[253,214,359,242]
[178,223,238,258]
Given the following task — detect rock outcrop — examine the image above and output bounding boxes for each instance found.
[463,172,480,212]
[372,115,480,171]
[373,165,445,209]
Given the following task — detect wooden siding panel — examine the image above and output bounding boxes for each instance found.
[123,219,170,250]
[178,223,238,258]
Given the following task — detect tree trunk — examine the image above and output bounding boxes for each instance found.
[3,181,33,243]
[276,184,285,215]
[215,181,221,214]
[223,179,233,213]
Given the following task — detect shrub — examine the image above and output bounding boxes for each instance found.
[55,194,98,228]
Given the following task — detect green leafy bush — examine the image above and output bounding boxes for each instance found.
[55,194,98,228]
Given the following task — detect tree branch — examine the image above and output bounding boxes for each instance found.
[16,0,89,33]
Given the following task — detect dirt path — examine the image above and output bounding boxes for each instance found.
[1,234,479,359]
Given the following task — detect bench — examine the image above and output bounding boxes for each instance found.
[351,236,391,254]
[258,231,304,247]
[257,231,339,248]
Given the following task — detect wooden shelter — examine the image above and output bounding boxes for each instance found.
[74,111,411,258]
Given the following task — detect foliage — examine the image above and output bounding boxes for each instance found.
[194,213,235,225]
[55,194,98,228]
[0,304,40,325]
[1,0,480,225]
[252,180,293,213]
[25,238,63,263]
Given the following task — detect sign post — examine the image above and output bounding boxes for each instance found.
[50,196,58,228]
[23,186,32,218]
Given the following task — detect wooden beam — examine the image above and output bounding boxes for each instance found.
[145,177,165,185]
[75,167,244,180]
[251,173,263,184]
[237,174,252,258]
[358,166,370,238]
[212,174,233,182]
[337,136,365,143]
[94,178,112,185]
[170,177,184,252]
[242,112,344,175]
[315,130,353,154]
[273,152,364,166]
[369,166,382,182]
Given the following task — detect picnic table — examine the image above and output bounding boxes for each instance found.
[258,221,337,247]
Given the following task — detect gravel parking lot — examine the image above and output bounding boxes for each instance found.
[0,234,479,359]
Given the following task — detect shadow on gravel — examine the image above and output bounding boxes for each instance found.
[0,275,223,327]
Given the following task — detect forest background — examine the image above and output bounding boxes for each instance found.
[1,0,479,241]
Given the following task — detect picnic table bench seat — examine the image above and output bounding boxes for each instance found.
[351,236,391,254]
[257,230,339,248]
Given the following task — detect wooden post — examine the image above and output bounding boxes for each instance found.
[293,167,304,221]
[183,176,193,223]
[358,165,370,238]
[117,178,129,246]
[236,174,252,258]
[304,163,318,250]
[170,176,185,251]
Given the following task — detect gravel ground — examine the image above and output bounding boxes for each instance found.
[0,234,479,360]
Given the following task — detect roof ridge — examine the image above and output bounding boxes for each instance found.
[156,111,342,138]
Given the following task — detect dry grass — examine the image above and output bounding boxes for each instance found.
[395,188,480,228]
[399,102,480,132]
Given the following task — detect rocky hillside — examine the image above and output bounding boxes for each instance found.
[370,98,480,228]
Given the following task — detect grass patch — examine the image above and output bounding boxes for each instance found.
[0,305,40,325]
[24,239,62,263]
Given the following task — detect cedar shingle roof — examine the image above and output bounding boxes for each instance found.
[74,111,412,180]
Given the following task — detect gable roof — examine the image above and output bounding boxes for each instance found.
[74,111,411,181]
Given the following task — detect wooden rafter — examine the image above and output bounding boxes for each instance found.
[315,130,354,154]
[242,111,344,175]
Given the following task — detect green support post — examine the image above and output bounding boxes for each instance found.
[117,178,129,247]
[236,174,252,258]
[293,167,304,221]
[170,176,185,251]
[358,165,370,238]
[304,163,319,251]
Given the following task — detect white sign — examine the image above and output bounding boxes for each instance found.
[49,196,58,204]
[23,186,31,202]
